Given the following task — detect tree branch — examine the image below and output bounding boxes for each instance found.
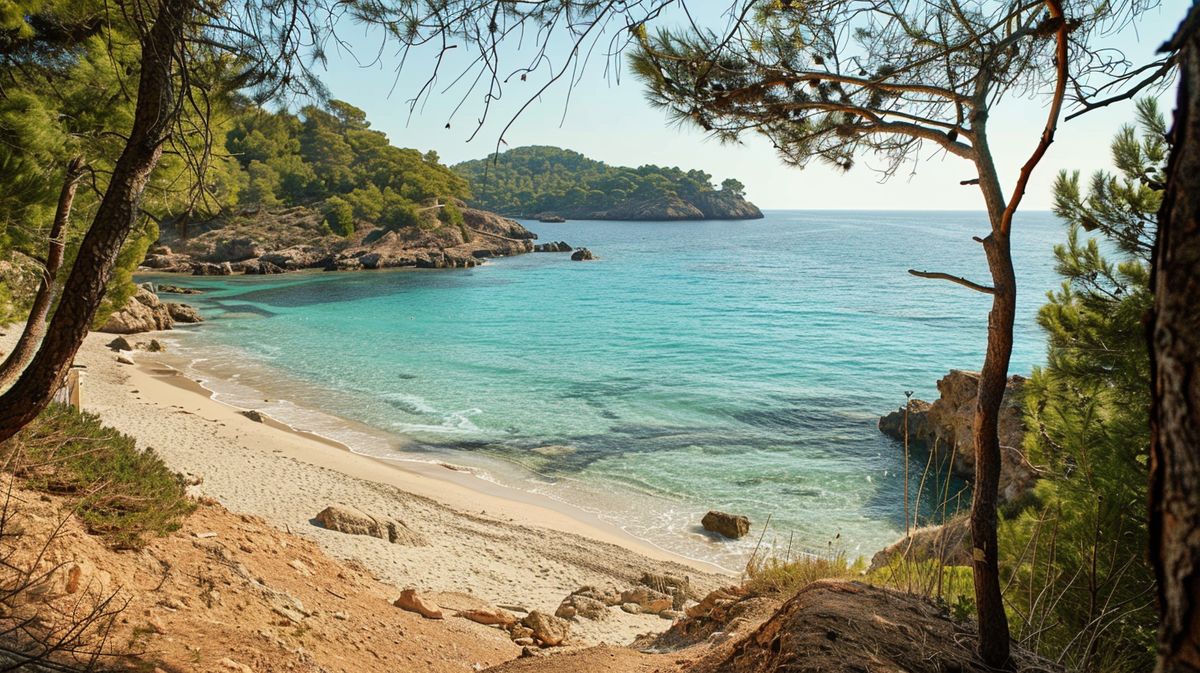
[907,269,996,294]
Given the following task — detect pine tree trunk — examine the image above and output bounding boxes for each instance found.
[1150,7,1200,671]
[974,231,1015,668]
[0,157,84,392]
[0,0,191,441]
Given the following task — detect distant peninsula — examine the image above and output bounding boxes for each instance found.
[453,146,764,221]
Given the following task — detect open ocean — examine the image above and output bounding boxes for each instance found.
[142,210,1064,570]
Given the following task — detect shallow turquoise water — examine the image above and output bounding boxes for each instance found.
[145,210,1063,569]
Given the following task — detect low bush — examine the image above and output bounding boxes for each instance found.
[1,403,195,549]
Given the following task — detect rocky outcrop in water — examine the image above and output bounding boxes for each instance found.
[878,370,1036,502]
[701,511,751,539]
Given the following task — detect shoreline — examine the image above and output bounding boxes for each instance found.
[28,330,734,645]
[141,352,729,576]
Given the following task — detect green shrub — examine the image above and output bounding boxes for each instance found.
[322,195,355,237]
[2,403,195,549]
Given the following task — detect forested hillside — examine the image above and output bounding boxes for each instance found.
[0,44,472,322]
[454,146,763,220]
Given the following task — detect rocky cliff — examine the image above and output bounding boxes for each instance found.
[878,370,1037,503]
[141,204,541,276]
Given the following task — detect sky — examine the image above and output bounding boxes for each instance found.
[310,1,1189,211]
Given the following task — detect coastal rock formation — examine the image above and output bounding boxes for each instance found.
[143,204,543,276]
[702,510,751,539]
[99,286,174,334]
[393,588,443,619]
[570,248,595,261]
[192,261,233,276]
[166,302,203,323]
[314,504,426,546]
[878,370,1037,502]
[532,241,572,252]
[157,284,203,295]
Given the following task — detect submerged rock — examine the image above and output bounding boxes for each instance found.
[702,511,751,539]
[570,248,595,261]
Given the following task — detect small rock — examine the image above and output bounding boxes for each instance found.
[219,658,253,673]
[570,248,595,261]
[107,336,133,351]
[521,611,570,647]
[166,302,203,323]
[509,625,534,640]
[241,410,267,423]
[701,510,751,539]
[147,339,164,352]
[116,354,135,365]
[556,594,608,621]
[620,586,673,613]
[513,637,535,647]
[458,608,518,627]
[659,609,684,620]
[620,602,641,614]
[394,588,443,619]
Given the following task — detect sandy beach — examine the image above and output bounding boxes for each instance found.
[29,330,731,645]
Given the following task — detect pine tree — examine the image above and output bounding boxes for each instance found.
[1000,100,1163,673]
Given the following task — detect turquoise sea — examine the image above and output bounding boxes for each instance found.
[144,210,1063,570]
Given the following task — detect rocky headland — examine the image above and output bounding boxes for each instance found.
[140,203,552,276]
[534,191,764,222]
[877,369,1036,504]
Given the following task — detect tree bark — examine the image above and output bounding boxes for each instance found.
[0,0,192,441]
[1151,6,1200,672]
[0,157,85,392]
[972,231,1016,668]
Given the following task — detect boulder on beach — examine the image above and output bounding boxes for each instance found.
[393,588,443,619]
[555,594,609,621]
[702,510,751,539]
[99,287,173,334]
[521,611,570,647]
[314,504,427,546]
[619,586,673,613]
[107,336,133,351]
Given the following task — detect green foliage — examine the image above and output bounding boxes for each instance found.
[438,201,464,227]
[225,101,468,237]
[323,195,356,237]
[1000,101,1160,673]
[453,145,739,216]
[721,178,746,198]
[2,404,195,549]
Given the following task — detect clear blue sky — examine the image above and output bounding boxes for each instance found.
[311,1,1188,211]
